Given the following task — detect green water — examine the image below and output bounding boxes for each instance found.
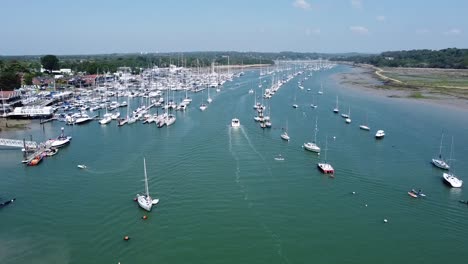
[1,65,468,264]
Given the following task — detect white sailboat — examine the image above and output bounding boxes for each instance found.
[359,113,370,131]
[207,86,213,104]
[442,137,462,187]
[136,158,159,211]
[333,96,339,113]
[281,120,290,141]
[345,108,351,124]
[304,117,320,153]
[317,136,334,175]
[318,82,323,95]
[432,133,450,170]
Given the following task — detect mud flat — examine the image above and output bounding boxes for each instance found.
[332,64,468,110]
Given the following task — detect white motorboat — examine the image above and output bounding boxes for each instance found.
[292,104,298,108]
[136,158,159,212]
[77,164,87,169]
[431,134,450,170]
[50,127,72,148]
[74,114,93,125]
[304,117,320,153]
[274,154,285,161]
[248,89,254,94]
[443,173,463,188]
[231,118,240,128]
[199,104,207,111]
[375,130,385,139]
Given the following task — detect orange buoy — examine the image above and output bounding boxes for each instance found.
[124,236,130,241]
[142,215,148,220]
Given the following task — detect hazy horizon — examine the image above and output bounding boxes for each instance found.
[1,0,466,56]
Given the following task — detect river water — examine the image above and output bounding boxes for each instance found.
[1,65,467,264]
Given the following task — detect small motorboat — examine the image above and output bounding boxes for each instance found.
[375,130,385,139]
[274,154,285,161]
[443,172,463,188]
[231,118,240,128]
[77,164,87,169]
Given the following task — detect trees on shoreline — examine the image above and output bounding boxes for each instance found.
[331,48,468,69]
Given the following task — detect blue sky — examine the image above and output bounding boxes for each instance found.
[1,0,466,55]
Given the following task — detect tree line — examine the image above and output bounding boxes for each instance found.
[330,48,468,69]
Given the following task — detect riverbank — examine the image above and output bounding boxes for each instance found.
[332,64,468,110]
[0,118,31,132]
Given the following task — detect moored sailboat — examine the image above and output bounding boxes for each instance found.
[136,158,159,211]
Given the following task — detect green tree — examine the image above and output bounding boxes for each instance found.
[0,71,21,90]
[41,55,60,72]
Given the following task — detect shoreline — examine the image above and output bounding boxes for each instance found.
[332,64,468,111]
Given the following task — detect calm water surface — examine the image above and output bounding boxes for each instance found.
[1,65,468,264]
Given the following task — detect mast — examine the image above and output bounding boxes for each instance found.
[314,117,318,143]
[324,136,328,162]
[448,137,454,170]
[144,158,149,197]
[438,133,444,159]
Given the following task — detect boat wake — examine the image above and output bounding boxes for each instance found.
[228,127,289,263]
[240,126,265,162]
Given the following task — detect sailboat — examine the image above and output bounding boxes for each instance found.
[136,158,159,211]
[432,134,450,170]
[318,82,323,95]
[442,137,462,187]
[292,93,298,108]
[281,120,290,141]
[333,96,339,113]
[341,107,350,118]
[317,136,334,175]
[207,85,213,103]
[310,95,318,108]
[304,117,320,153]
[359,113,370,131]
[345,108,351,124]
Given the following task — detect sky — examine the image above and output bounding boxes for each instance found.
[1,0,467,55]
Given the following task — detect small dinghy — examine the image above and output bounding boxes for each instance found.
[274,154,285,161]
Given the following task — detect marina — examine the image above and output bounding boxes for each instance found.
[1,64,468,263]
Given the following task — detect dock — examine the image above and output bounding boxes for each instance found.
[40,117,57,124]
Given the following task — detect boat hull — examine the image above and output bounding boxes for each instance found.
[432,159,450,170]
[443,173,463,188]
[304,143,320,153]
[317,163,334,174]
[137,194,153,211]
